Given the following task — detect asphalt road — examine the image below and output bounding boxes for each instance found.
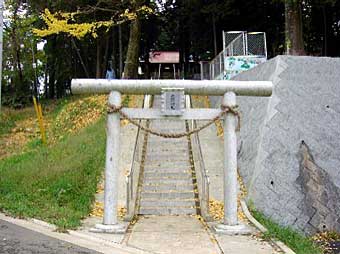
[0,219,99,254]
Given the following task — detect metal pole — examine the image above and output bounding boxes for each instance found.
[92,91,126,233]
[214,91,250,234]
[0,0,4,113]
[104,90,121,225]
[158,63,161,79]
[200,62,203,80]
[222,31,226,79]
[263,32,268,59]
[223,92,238,226]
[71,79,273,97]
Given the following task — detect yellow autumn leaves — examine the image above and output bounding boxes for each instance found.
[33,6,154,39]
[52,95,108,141]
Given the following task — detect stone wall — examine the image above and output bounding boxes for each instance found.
[211,56,340,235]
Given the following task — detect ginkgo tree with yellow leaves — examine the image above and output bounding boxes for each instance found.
[33,0,153,79]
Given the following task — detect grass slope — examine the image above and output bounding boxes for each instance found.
[0,108,34,136]
[0,118,106,230]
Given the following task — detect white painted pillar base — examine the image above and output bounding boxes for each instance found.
[214,223,252,235]
[91,91,127,234]
[90,223,127,234]
[214,92,251,235]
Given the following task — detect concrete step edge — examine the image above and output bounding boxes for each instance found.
[143,183,195,186]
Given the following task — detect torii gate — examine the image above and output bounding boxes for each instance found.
[71,79,273,234]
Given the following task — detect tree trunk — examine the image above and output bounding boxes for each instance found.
[96,38,102,78]
[212,14,217,56]
[102,34,110,77]
[11,5,26,94]
[48,63,56,99]
[13,29,24,89]
[123,17,141,79]
[285,0,305,55]
[118,24,123,78]
[112,27,117,74]
[71,38,89,78]
[322,6,328,56]
[44,63,48,98]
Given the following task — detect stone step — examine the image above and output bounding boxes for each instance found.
[144,167,192,177]
[144,171,191,178]
[146,148,188,154]
[147,132,187,137]
[146,150,189,155]
[139,207,197,215]
[140,199,196,207]
[137,105,198,216]
[147,144,187,149]
[144,161,191,169]
[143,174,192,181]
[143,178,193,186]
[147,139,187,144]
[145,155,189,162]
[148,128,185,131]
[147,140,186,146]
[141,191,195,199]
[146,144,188,150]
[143,183,194,192]
[150,121,185,126]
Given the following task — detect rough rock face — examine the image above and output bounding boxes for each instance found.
[211,56,340,235]
[297,141,340,233]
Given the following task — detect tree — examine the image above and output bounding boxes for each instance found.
[285,0,305,55]
[201,0,235,56]
[33,2,153,80]
[123,0,144,79]
[2,0,45,105]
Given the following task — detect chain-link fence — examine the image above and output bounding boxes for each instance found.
[209,51,225,80]
[223,31,267,57]
[202,31,267,80]
[246,32,267,57]
[199,61,211,80]
[224,31,246,56]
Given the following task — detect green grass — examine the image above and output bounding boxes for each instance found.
[251,208,323,254]
[0,117,106,230]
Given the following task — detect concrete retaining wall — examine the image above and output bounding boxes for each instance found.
[211,56,340,235]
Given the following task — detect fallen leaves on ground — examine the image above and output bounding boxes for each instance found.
[90,201,104,217]
[96,182,104,194]
[209,174,248,222]
[0,108,52,159]
[51,94,145,141]
[90,201,127,219]
[209,199,224,221]
[51,95,108,141]
[312,231,340,254]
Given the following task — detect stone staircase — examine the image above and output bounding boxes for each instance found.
[138,97,198,215]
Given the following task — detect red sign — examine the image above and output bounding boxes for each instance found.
[149,51,180,63]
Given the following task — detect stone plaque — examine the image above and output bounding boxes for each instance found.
[161,88,185,116]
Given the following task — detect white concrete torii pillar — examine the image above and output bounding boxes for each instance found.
[71,79,273,234]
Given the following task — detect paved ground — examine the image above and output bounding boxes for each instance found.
[215,234,281,254]
[125,215,281,254]
[127,215,219,254]
[0,219,98,254]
